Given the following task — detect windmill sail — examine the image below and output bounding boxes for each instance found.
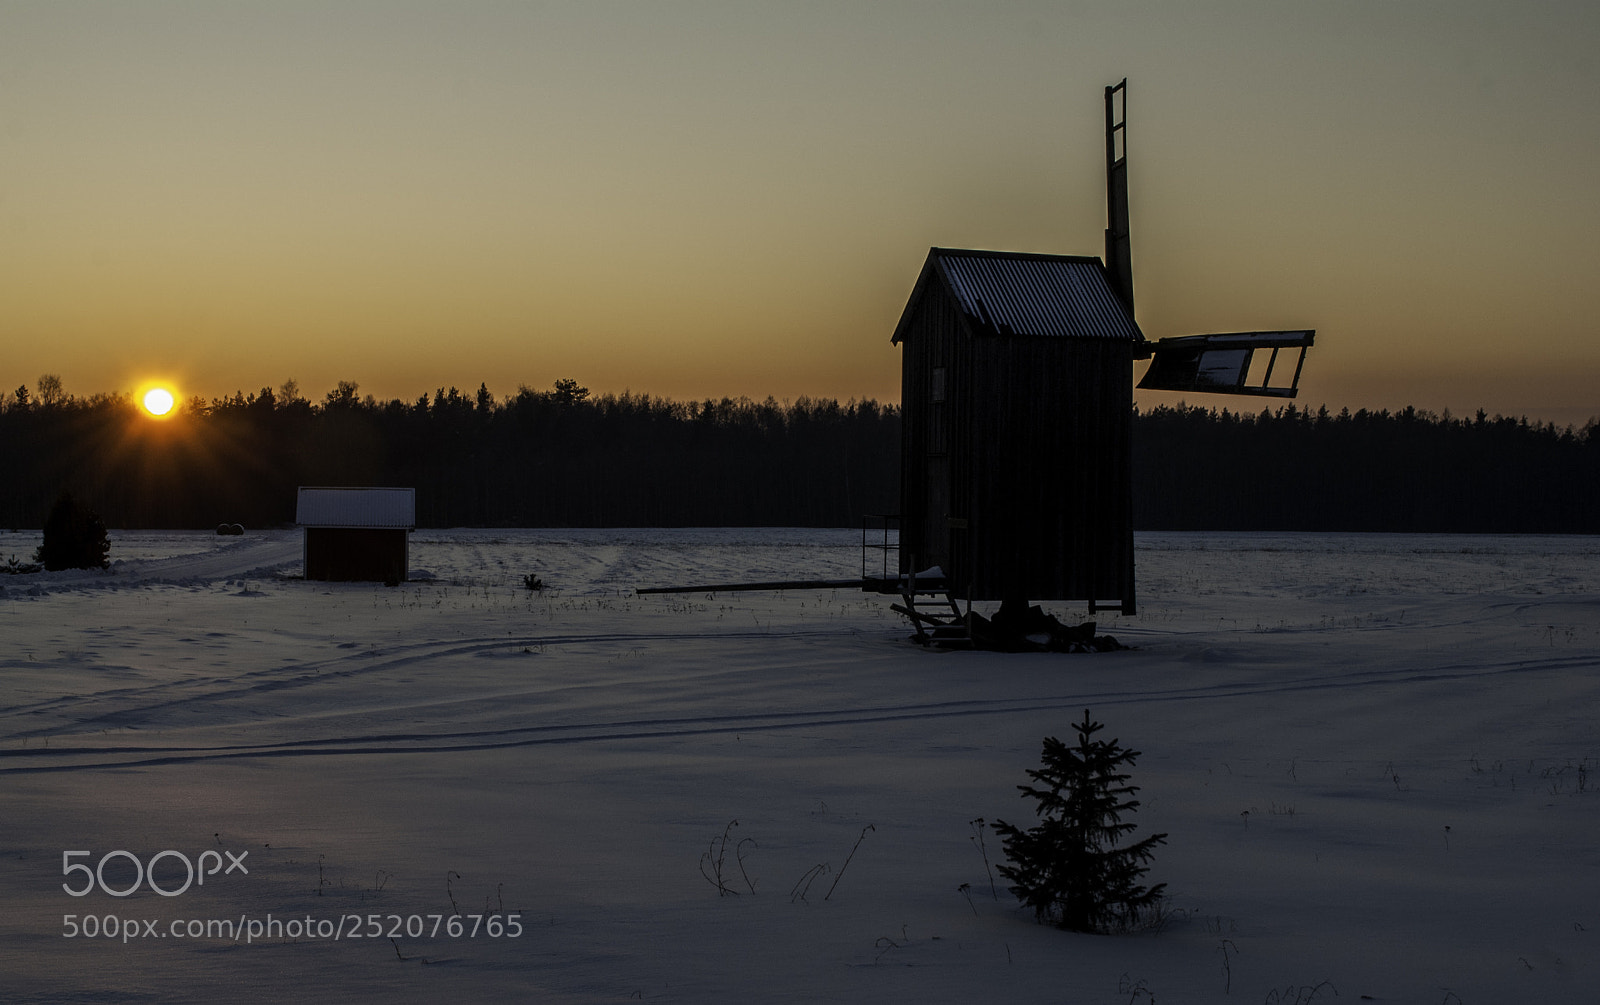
[1102,83,1315,400]
[1136,330,1315,398]
[1104,79,1134,314]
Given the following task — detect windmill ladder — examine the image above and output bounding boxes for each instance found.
[889,570,971,648]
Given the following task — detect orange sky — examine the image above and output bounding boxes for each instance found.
[3,2,1598,425]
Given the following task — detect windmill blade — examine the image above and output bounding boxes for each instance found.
[1136,330,1315,398]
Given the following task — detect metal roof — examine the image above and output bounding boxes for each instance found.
[893,248,1143,343]
[296,487,416,529]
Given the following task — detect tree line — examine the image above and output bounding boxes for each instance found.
[2,378,1595,532]
[0,378,900,530]
[1132,402,1599,533]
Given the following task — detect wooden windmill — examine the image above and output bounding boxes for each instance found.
[885,80,1314,637]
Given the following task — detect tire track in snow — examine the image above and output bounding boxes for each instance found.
[0,629,860,738]
[4,534,303,595]
[1,651,1592,775]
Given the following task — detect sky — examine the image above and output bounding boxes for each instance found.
[2,1,1598,424]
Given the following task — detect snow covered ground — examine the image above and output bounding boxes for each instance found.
[1,528,1597,1003]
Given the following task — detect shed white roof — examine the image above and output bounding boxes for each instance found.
[296,487,416,529]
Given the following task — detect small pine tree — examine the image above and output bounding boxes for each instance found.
[34,491,111,571]
[991,710,1167,933]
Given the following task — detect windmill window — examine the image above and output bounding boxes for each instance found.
[1195,349,1250,387]
[931,367,947,403]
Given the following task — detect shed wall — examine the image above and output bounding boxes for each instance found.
[304,528,409,583]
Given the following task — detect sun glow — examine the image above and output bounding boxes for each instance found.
[142,387,175,416]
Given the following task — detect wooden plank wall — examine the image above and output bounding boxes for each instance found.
[898,278,1135,609]
[304,527,409,583]
[964,335,1133,605]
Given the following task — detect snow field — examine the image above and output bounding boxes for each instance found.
[1,530,1597,1002]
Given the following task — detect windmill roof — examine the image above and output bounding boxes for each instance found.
[891,248,1143,343]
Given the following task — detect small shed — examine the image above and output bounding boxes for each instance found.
[295,487,415,583]
[890,248,1142,613]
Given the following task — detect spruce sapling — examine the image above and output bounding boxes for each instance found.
[992,709,1167,933]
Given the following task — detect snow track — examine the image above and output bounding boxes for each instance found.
[0,529,302,593]
[2,629,1592,773]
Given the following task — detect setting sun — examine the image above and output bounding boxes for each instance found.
[142,387,175,416]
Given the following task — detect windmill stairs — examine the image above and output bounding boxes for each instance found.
[861,517,972,647]
[889,573,972,648]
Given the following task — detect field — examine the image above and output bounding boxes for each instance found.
[2,528,1597,1003]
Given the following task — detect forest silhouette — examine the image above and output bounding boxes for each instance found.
[2,379,1595,533]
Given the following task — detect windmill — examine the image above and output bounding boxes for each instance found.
[881,79,1314,644]
[643,80,1314,650]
